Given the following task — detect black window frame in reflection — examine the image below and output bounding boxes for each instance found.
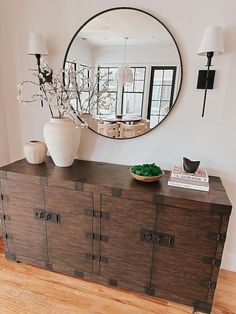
[97,66,118,116]
[147,66,177,125]
[121,66,146,117]
[79,64,91,112]
[64,61,79,111]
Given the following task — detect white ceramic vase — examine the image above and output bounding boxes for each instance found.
[23,140,47,164]
[43,117,81,167]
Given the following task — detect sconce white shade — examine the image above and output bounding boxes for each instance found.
[117,65,133,86]
[197,26,224,56]
[27,32,48,55]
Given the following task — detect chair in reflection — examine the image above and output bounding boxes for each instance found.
[98,122,119,138]
[133,119,150,131]
[119,122,146,138]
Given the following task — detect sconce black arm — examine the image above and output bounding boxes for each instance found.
[34,53,53,109]
[201,51,214,117]
[35,53,41,70]
[34,53,53,84]
[34,54,44,107]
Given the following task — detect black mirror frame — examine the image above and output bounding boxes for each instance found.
[63,7,183,140]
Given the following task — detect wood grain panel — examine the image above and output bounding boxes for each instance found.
[0,158,232,210]
[153,268,209,306]
[92,193,101,274]
[151,205,222,307]
[46,186,93,272]
[47,213,92,272]
[6,172,45,185]
[208,214,230,304]
[1,179,44,209]
[156,205,221,256]
[47,178,77,190]
[16,254,48,268]
[100,195,156,288]
[3,203,47,261]
[121,189,155,203]
[45,186,93,215]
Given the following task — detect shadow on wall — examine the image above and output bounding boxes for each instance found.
[76,127,98,160]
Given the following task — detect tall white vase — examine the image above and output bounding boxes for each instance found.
[43,117,81,167]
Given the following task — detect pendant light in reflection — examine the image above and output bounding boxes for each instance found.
[117,37,133,86]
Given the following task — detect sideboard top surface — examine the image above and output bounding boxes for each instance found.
[0,157,232,210]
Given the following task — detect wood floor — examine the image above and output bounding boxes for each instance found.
[0,239,235,314]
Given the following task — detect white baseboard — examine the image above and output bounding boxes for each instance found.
[221,253,236,272]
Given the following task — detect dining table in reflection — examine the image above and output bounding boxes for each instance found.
[100,115,142,124]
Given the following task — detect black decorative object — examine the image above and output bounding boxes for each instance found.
[183,157,200,173]
[197,70,215,90]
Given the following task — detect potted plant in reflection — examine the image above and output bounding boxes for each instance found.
[18,61,114,167]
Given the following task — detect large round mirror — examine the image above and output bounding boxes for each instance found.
[63,7,183,139]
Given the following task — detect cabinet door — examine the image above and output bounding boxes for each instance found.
[100,195,156,288]
[1,179,47,261]
[151,205,222,306]
[45,187,93,273]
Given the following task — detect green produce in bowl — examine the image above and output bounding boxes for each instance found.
[131,163,162,177]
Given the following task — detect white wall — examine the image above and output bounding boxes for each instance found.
[0,83,10,166]
[93,44,179,64]
[67,37,94,67]
[0,0,236,271]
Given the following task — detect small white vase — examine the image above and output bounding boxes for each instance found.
[23,140,47,164]
[43,117,81,167]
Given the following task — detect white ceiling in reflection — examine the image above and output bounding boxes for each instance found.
[79,10,174,47]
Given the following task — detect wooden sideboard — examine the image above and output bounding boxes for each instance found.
[0,157,232,313]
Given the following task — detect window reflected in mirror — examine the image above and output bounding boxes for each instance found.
[64,8,182,139]
[148,66,176,127]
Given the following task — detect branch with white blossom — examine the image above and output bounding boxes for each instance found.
[17,62,115,126]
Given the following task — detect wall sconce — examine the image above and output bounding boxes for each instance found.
[197,26,224,117]
[27,32,52,106]
[28,33,52,81]
[28,32,48,69]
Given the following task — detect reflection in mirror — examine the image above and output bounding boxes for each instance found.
[64,8,182,139]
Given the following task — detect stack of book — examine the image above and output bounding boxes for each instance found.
[168,166,209,192]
